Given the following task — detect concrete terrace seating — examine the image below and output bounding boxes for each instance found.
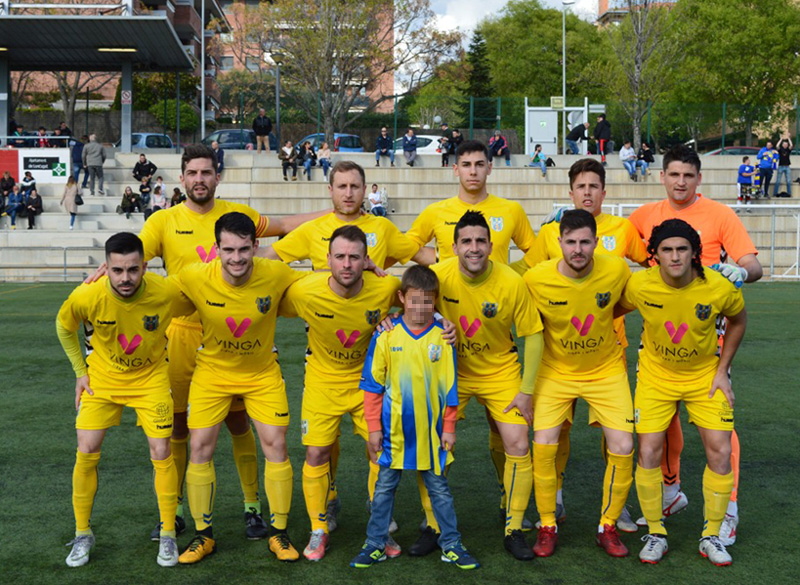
[2,151,798,281]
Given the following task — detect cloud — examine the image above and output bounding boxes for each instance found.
[432,0,597,35]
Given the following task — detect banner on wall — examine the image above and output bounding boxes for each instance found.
[0,148,71,183]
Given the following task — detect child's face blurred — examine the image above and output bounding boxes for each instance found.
[400,288,436,324]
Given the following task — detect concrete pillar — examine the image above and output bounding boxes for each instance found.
[121,61,133,153]
[0,57,9,146]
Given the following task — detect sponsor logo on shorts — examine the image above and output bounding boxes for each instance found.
[428,343,443,362]
[601,235,617,251]
[275,412,289,417]
[196,245,217,263]
[443,296,459,304]
[596,292,611,309]
[156,424,173,430]
[644,301,663,309]
[365,232,377,247]
[481,302,497,318]
[365,310,380,326]
[489,216,504,232]
[336,329,361,348]
[626,418,634,424]
[155,402,170,418]
[301,419,309,436]
[695,303,712,321]
[256,296,272,314]
[634,409,639,424]
[459,316,481,338]
[142,314,160,332]
[226,317,252,338]
[664,321,689,344]
[117,333,142,355]
[570,314,594,336]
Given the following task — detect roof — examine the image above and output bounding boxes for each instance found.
[0,15,194,72]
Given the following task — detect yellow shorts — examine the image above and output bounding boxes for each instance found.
[301,385,367,446]
[77,390,173,438]
[457,382,527,426]
[634,371,734,433]
[533,372,633,433]
[167,319,244,415]
[188,377,288,429]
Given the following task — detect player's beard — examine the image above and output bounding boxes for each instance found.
[564,254,592,274]
[186,182,216,206]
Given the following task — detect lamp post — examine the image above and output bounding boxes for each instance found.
[272,52,284,147]
[200,0,206,140]
[562,0,575,154]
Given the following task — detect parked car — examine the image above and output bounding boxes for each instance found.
[393,134,442,155]
[201,129,277,151]
[114,133,174,149]
[296,133,364,152]
[704,146,760,156]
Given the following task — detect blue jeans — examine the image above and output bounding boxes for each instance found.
[303,159,316,179]
[566,140,580,155]
[529,158,546,175]
[636,160,649,175]
[774,165,791,196]
[366,467,461,551]
[5,203,23,225]
[371,205,386,217]
[319,158,330,178]
[376,149,395,164]
[622,160,636,176]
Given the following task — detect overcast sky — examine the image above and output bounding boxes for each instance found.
[431,0,597,33]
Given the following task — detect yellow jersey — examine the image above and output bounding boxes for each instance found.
[56,274,192,393]
[279,271,400,387]
[620,267,745,383]
[432,257,543,387]
[271,212,419,270]
[524,255,630,381]
[175,257,302,385]
[407,194,536,264]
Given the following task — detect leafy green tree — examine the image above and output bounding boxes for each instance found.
[148,99,199,134]
[459,31,496,128]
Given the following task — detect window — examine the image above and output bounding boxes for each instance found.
[220,56,234,71]
[146,135,171,148]
[245,57,260,72]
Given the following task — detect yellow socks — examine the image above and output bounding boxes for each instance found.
[231,428,260,509]
[72,450,100,534]
[504,452,533,534]
[367,459,380,502]
[417,471,440,533]
[302,461,331,533]
[532,442,559,527]
[152,455,178,534]
[186,461,216,532]
[599,450,634,526]
[636,466,665,535]
[329,437,341,502]
[702,465,734,537]
[170,436,188,515]
[488,431,506,507]
[555,421,572,492]
[265,459,293,530]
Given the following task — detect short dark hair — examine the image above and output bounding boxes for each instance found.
[454,210,491,242]
[215,212,256,244]
[568,158,606,189]
[455,139,490,160]
[328,224,367,254]
[329,160,365,187]
[559,209,597,237]
[105,232,144,259]
[742,156,750,163]
[400,265,439,296]
[662,144,701,173]
[181,144,218,174]
[598,113,606,120]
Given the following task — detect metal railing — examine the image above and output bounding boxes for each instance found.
[0,1,133,16]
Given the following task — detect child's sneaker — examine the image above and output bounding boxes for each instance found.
[350,544,386,568]
[441,543,480,570]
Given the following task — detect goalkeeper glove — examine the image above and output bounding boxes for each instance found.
[710,263,748,288]
[541,206,569,226]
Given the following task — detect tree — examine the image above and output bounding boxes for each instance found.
[406,60,467,128]
[459,31,496,127]
[215,0,461,144]
[149,100,200,134]
[112,73,198,111]
[48,72,118,131]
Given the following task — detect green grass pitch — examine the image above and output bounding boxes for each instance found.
[0,281,797,584]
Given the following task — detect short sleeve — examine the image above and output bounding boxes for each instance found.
[405,206,436,249]
[385,222,421,265]
[139,211,164,262]
[619,274,639,311]
[271,223,312,263]
[511,203,536,254]
[512,277,543,337]
[623,220,647,264]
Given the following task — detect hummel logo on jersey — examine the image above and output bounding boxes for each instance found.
[549,300,567,306]
[443,296,459,304]
[315,311,334,319]
[644,301,663,309]
[570,315,594,336]
[664,321,688,343]
[96,319,116,325]
[444,221,458,226]
[175,230,194,235]
[196,245,217,263]
[226,317,252,338]
[459,316,481,338]
[118,334,142,355]
[206,300,225,307]
[336,329,361,348]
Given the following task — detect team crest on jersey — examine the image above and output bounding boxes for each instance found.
[365,232,377,247]
[365,310,380,325]
[601,235,617,251]
[482,302,498,318]
[256,296,272,314]
[695,303,712,321]
[489,216,504,232]
[142,315,159,331]
[428,343,443,362]
[596,292,611,309]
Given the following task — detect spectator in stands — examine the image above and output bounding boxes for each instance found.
[528,144,548,177]
[117,186,142,219]
[253,107,273,154]
[757,141,778,198]
[403,128,418,167]
[593,113,612,165]
[439,135,450,167]
[450,129,463,162]
[35,126,50,148]
[71,135,88,189]
[25,188,42,229]
[566,122,590,155]
[82,134,106,196]
[1,170,15,207]
[637,142,655,177]
[4,185,25,229]
[11,124,26,148]
[620,140,638,180]
[138,176,152,210]
[774,136,793,197]
[375,127,395,167]
[318,142,332,180]
[132,153,157,186]
[171,187,186,207]
[60,175,80,230]
[211,140,225,174]
[145,185,168,220]
[488,130,511,166]
[20,171,36,197]
[368,183,387,217]
[300,141,318,181]
[153,176,167,200]
[737,156,757,205]
[279,140,299,181]
[60,121,72,137]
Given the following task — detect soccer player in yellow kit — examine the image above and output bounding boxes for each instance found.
[139,144,323,540]
[278,225,402,561]
[524,210,634,559]
[173,212,303,564]
[430,210,544,561]
[526,158,645,533]
[57,232,193,568]
[617,219,747,566]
